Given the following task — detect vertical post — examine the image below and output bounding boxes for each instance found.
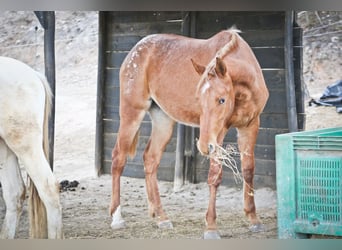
[95,12,106,176]
[174,124,185,191]
[185,12,198,184]
[173,12,190,191]
[35,11,56,169]
[284,11,298,133]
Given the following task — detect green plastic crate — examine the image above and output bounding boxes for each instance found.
[276,127,342,238]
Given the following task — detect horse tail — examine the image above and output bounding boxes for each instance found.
[28,72,53,238]
[128,129,140,159]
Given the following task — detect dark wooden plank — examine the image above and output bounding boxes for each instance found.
[103,133,177,153]
[103,160,175,182]
[195,164,276,189]
[263,89,288,114]
[108,21,183,37]
[125,162,175,182]
[105,35,142,52]
[103,137,153,158]
[293,26,303,47]
[194,156,276,176]
[253,47,284,69]
[102,106,152,123]
[252,174,276,189]
[107,29,286,52]
[197,29,285,48]
[103,106,119,120]
[103,148,176,181]
[104,87,120,106]
[104,86,120,107]
[103,119,152,136]
[224,127,289,146]
[105,51,127,68]
[103,105,120,120]
[293,47,302,70]
[297,113,306,130]
[262,69,286,91]
[107,11,184,23]
[239,29,284,47]
[104,68,120,88]
[260,113,288,129]
[195,11,285,33]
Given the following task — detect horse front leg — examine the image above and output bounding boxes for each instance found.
[237,119,264,232]
[204,159,223,239]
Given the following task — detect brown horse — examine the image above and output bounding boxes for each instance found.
[110,28,269,239]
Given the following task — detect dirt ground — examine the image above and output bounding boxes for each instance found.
[0,11,341,239]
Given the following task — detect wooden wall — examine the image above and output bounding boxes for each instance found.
[96,11,304,189]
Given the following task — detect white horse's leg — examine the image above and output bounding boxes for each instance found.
[7,136,63,239]
[0,139,26,239]
[21,151,62,239]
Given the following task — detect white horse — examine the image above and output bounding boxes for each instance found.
[0,56,63,238]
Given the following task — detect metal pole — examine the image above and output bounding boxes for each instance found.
[284,11,298,133]
[35,11,56,169]
[95,12,106,176]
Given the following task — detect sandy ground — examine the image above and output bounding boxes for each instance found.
[0,11,341,239]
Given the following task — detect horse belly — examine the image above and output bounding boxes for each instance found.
[150,90,200,127]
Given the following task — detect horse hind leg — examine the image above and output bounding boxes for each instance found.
[5,133,63,239]
[110,107,147,230]
[143,105,175,229]
[0,139,26,239]
[22,150,62,238]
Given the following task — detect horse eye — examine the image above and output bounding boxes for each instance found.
[218,98,225,104]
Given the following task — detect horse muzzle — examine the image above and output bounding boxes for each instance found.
[197,140,216,156]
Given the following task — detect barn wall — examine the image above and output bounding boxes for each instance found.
[96,11,304,189]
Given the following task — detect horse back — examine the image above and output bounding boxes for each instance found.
[0,57,47,140]
[119,31,268,126]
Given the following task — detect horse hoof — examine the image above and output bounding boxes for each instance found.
[111,205,126,230]
[111,219,126,230]
[249,223,265,233]
[203,230,221,239]
[158,220,173,229]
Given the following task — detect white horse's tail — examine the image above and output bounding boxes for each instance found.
[28,72,53,238]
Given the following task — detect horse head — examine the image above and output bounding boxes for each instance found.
[191,57,235,156]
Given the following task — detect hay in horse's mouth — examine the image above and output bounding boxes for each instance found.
[209,144,242,184]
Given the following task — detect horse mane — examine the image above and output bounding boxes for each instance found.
[196,28,240,95]
[215,27,241,58]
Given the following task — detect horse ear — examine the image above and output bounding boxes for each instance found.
[215,57,227,78]
[191,58,206,75]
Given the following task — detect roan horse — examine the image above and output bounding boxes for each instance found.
[110,28,269,239]
[0,56,63,238]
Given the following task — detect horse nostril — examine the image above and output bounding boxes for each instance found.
[208,144,215,154]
